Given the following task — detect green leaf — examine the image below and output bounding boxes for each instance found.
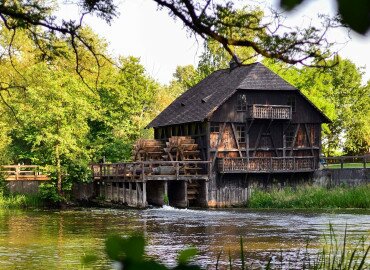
[177,247,198,265]
[280,0,305,11]
[124,235,146,262]
[337,0,370,34]
[105,234,126,261]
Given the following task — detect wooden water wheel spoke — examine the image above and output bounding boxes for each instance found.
[133,139,166,161]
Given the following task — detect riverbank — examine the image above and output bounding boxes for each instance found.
[0,193,44,209]
[247,184,370,209]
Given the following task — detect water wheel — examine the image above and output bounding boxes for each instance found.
[132,139,165,161]
[164,136,200,161]
[164,136,202,176]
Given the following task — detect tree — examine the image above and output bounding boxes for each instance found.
[280,0,370,34]
[264,58,370,155]
[0,0,347,81]
[90,56,160,162]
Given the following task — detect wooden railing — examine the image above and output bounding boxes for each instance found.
[248,104,292,120]
[1,165,50,181]
[322,156,369,169]
[91,160,211,182]
[218,157,316,173]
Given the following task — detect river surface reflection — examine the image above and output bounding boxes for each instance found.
[0,207,369,269]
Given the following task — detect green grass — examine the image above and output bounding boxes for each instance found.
[247,184,370,209]
[0,193,43,209]
[327,163,369,169]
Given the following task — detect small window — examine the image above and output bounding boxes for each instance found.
[210,123,219,133]
[236,125,246,143]
[287,96,296,112]
[237,94,247,111]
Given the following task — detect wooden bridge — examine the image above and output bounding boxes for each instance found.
[1,165,50,181]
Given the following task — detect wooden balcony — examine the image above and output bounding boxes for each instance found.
[247,104,292,120]
[218,157,316,173]
[91,160,211,182]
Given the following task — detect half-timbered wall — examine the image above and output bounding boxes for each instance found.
[211,90,326,123]
[209,90,324,168]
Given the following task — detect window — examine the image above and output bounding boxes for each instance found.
[287,96,296,112]
[210,123,219,133]
[236,125,246,143]
[237,94,247,111]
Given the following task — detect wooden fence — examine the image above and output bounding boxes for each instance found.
[322,156,369,169]
[1,165,50,181]
[91,160,211,182]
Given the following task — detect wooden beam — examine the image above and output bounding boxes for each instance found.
[290,124,300,156]
[304,124,315,156]
[212,122,227,166]
[253,123,265,157]
[231,123,243,158]
[205,121,211,161]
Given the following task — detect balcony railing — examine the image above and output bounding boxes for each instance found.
[247,104,292,120]
[218,157,316,173]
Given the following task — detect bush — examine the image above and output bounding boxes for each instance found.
[38,182,63,204]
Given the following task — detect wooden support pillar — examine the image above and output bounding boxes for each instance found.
[164,181,168,196]
[184,181,188,207]
[129,182,132,205]
[142,182,147,207]
[137,182,142,207]
[116,183,119,202]
[122,182,126,203]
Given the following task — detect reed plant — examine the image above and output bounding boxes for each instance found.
[0,193,43,209]
[83,225,369,270]
[247,184,370,209]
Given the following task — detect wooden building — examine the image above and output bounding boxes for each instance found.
[147,62,330,207]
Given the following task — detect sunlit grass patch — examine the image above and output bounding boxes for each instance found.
[0,193,43,209]
[247,184,370,209]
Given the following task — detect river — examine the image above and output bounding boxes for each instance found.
[0,207,369,269]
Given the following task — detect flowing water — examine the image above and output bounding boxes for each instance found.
[0,207,369,269]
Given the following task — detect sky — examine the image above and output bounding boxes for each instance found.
[61,0,370,84]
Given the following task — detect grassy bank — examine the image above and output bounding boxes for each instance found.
[0,193,43,209]
[247,184,370,209]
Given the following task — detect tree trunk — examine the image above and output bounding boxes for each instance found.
[56,143,62,195]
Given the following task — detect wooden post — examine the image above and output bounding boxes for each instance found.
[142,182,147,207]
[363,156,366,168]
[122,182,126,203]
[137,183,142,207]
[164,181,168,205]
[129,182,132,205]
[340,158,344,169]
[116,183,119,202]
[175,162,179,180]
